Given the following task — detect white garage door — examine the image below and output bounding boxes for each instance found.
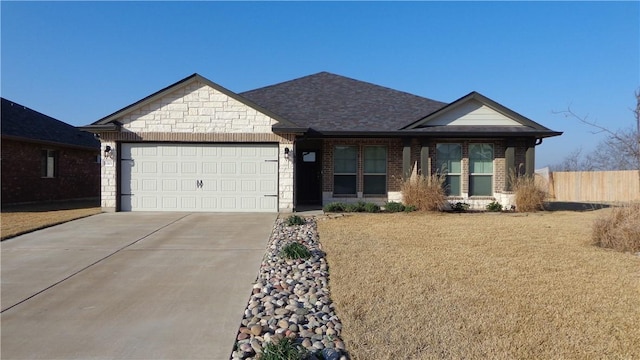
[120,143,279,212]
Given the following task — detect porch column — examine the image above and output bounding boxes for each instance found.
[505,139,516,190]
[420,141,430,178]
[525,138,535,176]
[402,138,412,180]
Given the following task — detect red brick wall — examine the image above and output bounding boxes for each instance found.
[322,138,404,194]
[1,139,100,205]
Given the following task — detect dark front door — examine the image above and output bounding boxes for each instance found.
[296,149,322,205]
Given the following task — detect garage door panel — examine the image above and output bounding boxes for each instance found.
[221,163,236,174]
[241,162,256,174]
[241,147,257,157]
[260,180,277,192]
[261,197,277,210]
[181,179,197,191]
[202,147,217,156]
[141,179,157,191]
[162,162,178,173]
[241,180,257,192]
[162,179,178,191]
[220,197,236,210]
[181,147,197,156]
[261,146,278,157]
[140,196,157,209]
[201,197,218,210]
[121,143,278,212]
[220,180,236,192]
[162,197,178,209]
[162,146,178,156]
[241,197,256,209]
[202,162,217,174]
[221,147,237,157]
[181,162,197,174]
[141,161,157,174]
[260,162,277,174]
[181,197,197,209]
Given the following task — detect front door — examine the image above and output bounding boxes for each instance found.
[296,149,322,205]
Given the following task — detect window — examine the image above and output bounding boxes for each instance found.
[436,143,461,196]
[41,150,58,178]
[302,152,316,162]
[469,143,494,196]
[333,146,357,195]
[364,146,387,195]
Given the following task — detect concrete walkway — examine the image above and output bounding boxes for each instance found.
[1,212,276,360]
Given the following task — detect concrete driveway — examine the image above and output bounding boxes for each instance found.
[1,212,276,360]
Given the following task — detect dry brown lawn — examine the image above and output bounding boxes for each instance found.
[318,210,640,359]
[1,203,101,240]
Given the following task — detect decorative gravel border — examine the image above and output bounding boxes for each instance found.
[230,217,347,360]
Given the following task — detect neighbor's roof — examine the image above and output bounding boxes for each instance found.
[241,72,448,132]
[1,98,99,149]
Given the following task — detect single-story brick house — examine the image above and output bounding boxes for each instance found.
[1,98,100,205]
[80,72,561,212]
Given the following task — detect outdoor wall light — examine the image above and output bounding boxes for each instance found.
[284,147,290,159]
[104,145,113,158]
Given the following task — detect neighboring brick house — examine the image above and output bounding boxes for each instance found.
[81,72,561,213]
[1,98,100,205]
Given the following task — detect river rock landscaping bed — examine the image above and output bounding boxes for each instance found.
[230,217,347,360]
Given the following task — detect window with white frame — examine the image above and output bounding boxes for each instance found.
[436,143,461,196]
[41,149,58,178]
[333,145,357,195]
[363,146,387,195]
[469,143,494,196]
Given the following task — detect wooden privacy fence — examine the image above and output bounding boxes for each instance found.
[547,170,640,202]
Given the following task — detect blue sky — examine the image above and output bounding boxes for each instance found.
[2,1,638,167]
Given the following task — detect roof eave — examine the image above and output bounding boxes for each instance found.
[1,134,100,151]
[78,123,121,133]
[272,126,308,135]
[311,129,563,138]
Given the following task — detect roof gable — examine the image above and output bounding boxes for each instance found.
[88,73,302,131]
[240,72,447,132]
[403,92,550,130]
[1,98,99,149]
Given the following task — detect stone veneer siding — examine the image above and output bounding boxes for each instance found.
[97,80,295,212]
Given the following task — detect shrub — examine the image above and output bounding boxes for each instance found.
[286,215,305,226]
[400,174,447,211]
[364,202,380,213]
[592,203,640,253]
[280,242,311,260]
[260,337,307,360]
[510,173,547,212]
[344,201,367,213]
[404,205,417,212]
[486,201,503,212]
[385,201,405,213]
[450,202,470,212]
[323,202,345,212]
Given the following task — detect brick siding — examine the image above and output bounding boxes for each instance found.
[1,138,100,205]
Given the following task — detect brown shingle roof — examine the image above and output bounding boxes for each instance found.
[240,72,447,132]
[1,98,99,149]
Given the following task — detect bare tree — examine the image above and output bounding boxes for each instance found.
[552,90,640,171]
[549,148,593,171]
